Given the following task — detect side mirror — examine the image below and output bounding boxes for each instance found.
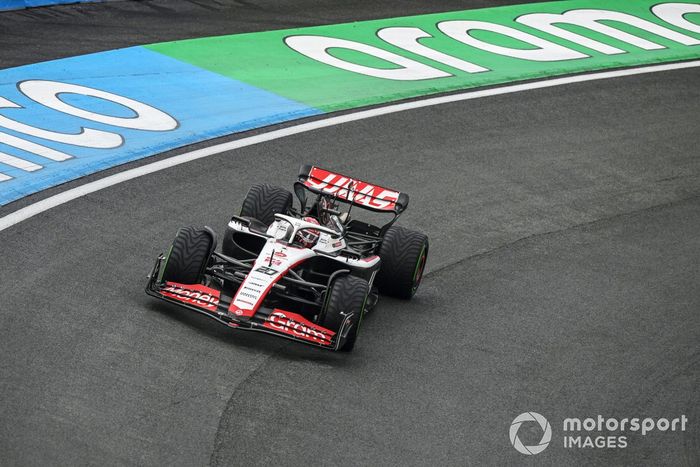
[294,182,307,213]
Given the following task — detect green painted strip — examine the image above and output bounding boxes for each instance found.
[147,0,700,111]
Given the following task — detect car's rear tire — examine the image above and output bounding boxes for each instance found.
[161,227,214,285]
[223,184,293,258]
[240,184,293,226]
[320,275,369,352]
[376,226,429,299]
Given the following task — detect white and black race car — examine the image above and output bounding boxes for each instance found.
[146,165,428,351]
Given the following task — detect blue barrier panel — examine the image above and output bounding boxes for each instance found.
[0,47,321,205]
[0,0,104,11]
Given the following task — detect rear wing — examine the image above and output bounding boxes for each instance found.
[297,165,409,214]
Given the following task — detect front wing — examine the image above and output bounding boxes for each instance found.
[145,255,355,351]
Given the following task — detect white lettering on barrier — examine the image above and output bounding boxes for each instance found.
[18,80,178,131]
[285,3,700,80]
[377,27,489,73]
[0,152,42,172]
[652,3,700,34]
[516,9,700,55]
[437,20,588,61]
[0,96,123,148]
[0,132,73,161]
[0,80,178,182]
[283,35,450,80]
[0,131,74,179]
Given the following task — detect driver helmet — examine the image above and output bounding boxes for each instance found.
[295,217,320,248]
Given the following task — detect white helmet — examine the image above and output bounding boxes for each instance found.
[295,217,320,248]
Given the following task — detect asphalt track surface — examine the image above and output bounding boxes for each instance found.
[1,1,699,466]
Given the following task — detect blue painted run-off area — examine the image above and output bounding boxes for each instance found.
[0,0,103,11]
[0,47,321,205]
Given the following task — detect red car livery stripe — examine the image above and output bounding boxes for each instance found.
[161,282,221,311]
[263,309,335,345]
[303,166,400,211]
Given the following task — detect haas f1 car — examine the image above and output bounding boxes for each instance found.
[146,165,429,351]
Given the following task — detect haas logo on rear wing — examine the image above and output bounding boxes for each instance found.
[299,165,409,213]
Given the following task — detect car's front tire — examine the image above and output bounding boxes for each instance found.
[320,275,369,352]
[161,227,214,285]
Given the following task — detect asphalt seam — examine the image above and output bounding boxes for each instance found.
[207,342,291,467]
[424,192,700,279]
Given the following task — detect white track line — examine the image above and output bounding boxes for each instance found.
[1,59,699,233]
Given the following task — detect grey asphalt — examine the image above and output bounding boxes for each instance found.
[1,1,699,466]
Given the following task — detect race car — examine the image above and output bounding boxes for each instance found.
[146,165,429,351]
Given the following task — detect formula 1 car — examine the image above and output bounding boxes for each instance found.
[146,165,429,351]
